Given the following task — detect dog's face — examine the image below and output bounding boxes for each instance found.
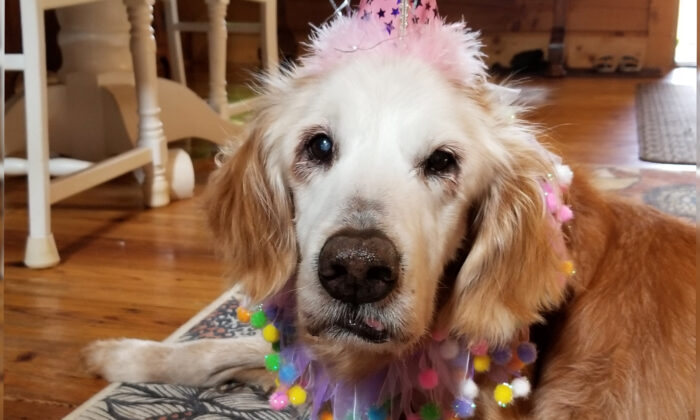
[288,57,501,353]
[206,52,568,379]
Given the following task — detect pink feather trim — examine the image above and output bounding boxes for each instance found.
[299,15,486,86]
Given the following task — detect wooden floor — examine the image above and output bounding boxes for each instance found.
[3,68,695,419]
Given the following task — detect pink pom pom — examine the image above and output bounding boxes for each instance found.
[557,205,573,222]
[470,339,488,356]
[418,369,439,389]
[546,192,559,213]
[269,392,289,410]
[406,414,421,420]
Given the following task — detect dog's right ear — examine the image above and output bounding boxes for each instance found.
[204,125,296,302]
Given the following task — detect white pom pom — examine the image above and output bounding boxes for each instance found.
[439,339,459,360]
[511,377,531,398]
[460,378,479,400]
[555,164,573,187]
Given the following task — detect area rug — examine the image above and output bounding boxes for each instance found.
[65,288,301,420]
[65,167,696,420]
[636,83,697,164]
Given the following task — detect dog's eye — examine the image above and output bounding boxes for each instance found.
[307,133,334,163]
[424,149,457,175]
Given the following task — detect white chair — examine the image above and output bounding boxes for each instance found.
[162,0,278,118]
[1,0,243,268]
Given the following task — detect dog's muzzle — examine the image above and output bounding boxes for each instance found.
[318,229,399,305]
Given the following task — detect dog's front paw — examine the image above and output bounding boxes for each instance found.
[82,338,161,383]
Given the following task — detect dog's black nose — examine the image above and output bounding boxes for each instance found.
[318,230,399,304]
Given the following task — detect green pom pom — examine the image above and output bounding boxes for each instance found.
[419,402,441,420]
[250,310,268,329]
[264,353,280,372]
[272,341,281,352]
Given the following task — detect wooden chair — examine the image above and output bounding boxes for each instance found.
[162,0,279,118]
[2,0,247,268]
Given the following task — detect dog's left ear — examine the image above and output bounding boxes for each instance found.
[441,141,569,346]
[204,121,297,303]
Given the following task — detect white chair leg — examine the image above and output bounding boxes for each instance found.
[124,0,170,208]
[20,0,60,268]
[259,0,279,72]
[206,0,230,119]
[163,0,187,84]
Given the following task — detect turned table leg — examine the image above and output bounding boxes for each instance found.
[206,0,230,119]
[124,0,170,208]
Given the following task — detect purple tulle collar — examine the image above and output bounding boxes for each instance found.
[236,292,538,420]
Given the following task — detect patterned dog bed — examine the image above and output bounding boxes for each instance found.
[66,291,300,420]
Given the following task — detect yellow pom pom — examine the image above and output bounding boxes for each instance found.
[236,307,251,323]
[494,383,514,407]
[320,411,333,420]
[274,378,280,387]
[263,324,280,343]
[288,385,307,406]
[473,355,491,373]
[561,260,575,276]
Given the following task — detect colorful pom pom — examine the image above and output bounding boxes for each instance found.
[452,398,476,418]
[557,205,573,222]
[250,309,268,328]
[439,339,460,360]
[556,164,574,186]
[406,414,420,420]
[287,385,307,406]
[269,391,289,410]
[516,342,537,365]
[419,402,441,420]
[460,378,479,400]
[272,341,281,352]
[263,324,280,343]
[236,307,251,323]
[473,355,491,373]
[279,363,298,385]
[320,411,333,420]
[418,369,439,389]
[490,347,512,365]
[264,353,280,372]
[561,260,575,276]
[470,340,488,356]
[494,383,514,407]
[546,192,559,213]
[511,377,531,398]
[367,405,387,420]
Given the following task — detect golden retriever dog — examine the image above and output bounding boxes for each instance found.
[85,8,695,420]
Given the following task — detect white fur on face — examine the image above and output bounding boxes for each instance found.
[261,53,510,354]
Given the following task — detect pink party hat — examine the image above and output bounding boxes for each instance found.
[298,0,487,87]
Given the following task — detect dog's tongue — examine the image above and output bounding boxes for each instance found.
[364,317,385,331]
